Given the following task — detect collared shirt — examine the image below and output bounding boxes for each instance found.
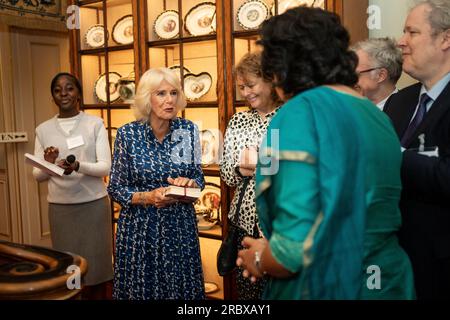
[408,72,450,123]
[377,88,399,111]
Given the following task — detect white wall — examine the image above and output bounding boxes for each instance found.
[368,0,418,88]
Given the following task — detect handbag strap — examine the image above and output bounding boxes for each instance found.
[232,177,250,225]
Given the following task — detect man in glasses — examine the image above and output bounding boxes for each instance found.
[352,37,403,110]
[384,0,450,299]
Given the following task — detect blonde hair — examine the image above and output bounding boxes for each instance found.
[133,67,187,121]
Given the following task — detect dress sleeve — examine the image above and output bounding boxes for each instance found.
[220,114,243,187]
[267,159,320,274]
[258,101,320,274]
[107,127,137,207]
[77,122,111,177]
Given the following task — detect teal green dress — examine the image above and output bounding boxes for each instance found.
[256,86,415,300]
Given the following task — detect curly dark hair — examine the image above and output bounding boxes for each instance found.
[258,6,358,97]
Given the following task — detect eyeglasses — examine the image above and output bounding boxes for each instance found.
[356,67,383,77]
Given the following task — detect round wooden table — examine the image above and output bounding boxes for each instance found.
[0,241,87,300]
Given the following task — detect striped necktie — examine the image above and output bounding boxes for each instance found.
[401,93,431,147]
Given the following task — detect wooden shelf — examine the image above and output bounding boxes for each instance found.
[232,30,259,39]
[78,0,102,6]
[186,102,218,109]
[198,224,222,240]
[82,103,131,109]
[148,34,217,47]
[202,164,219,176]
[79,44,134,55]
[79,0,131,7]
[233,100,247,107]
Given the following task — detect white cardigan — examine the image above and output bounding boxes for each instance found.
[33,112,111,204]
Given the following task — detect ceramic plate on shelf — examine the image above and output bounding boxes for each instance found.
[204,281,219,294]
[197,219,217,230]
[237,0,270,30]
[154,10,179,39]
[169,65,191,81]
[184,2,216,36]
[271,0,322,15]
[112,15,134,45]
[117,72,135,102]
[212,11,217,32]
[85,24,107,48]
[199,129,219,166]
[198,183,221,220]
[94,72,122,103]
[183,72,212,101]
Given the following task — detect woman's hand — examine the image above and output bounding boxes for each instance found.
[237,237,268,282]
[44,146,59,164]
[149,187,177,208]
[238,167,255,177]
[239,146,258,172]
[56,159,79,175]
[167,176,199,188]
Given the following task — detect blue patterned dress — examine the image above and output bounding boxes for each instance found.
[107,118,205,300]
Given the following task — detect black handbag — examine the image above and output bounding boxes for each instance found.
[217,177,250,276]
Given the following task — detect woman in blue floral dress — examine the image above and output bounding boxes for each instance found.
[107,67,205,300]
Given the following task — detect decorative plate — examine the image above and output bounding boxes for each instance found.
[271,0,323,15]
[200,183,221,220]
[154,10,179,39]
[112,15,134,45]
[204,281,219,294]
[199,129,219,166]
[117,72,135,102]
[85,24,107,48]
[212,11,217,32]
[197,218,217,230]
[169,65,191,81]
[94,72,122,103]
[237,0,270,30]
[183,72,212,101]
[184,2,216,36]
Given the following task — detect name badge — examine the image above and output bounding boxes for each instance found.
[418,146,439,157]
[66,135,84,149]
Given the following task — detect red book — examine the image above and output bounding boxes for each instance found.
[165,186,201,201]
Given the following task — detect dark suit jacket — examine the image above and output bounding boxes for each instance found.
[384,81,450,299]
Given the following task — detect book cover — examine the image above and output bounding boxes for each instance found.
[24,153,65,177]
[165,186,201,201]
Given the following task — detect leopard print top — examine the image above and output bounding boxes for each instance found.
[220,107,280,235]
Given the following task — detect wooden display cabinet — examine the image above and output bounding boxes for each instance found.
[69,0,368,300]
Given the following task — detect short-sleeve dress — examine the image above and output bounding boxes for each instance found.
[107,118,205,300]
